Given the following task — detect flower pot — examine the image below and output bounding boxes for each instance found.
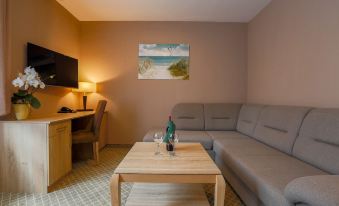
[13,103,31,120]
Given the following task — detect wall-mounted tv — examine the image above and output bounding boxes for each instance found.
[27,43,78,88]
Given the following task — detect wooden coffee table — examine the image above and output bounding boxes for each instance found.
[110,142,225,206]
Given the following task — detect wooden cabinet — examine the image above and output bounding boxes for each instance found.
[0,111,106,194]
[48,120,72,186]
[0,123,48,193]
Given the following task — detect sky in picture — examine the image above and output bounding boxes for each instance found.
[139,44,189,57]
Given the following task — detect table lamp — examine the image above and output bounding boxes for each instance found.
[72,82,96,111]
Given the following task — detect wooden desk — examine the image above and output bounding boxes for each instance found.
[0,111,107,193]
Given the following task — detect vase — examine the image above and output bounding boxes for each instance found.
[13,103,31,120]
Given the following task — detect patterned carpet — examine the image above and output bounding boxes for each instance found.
[0,145,244,206]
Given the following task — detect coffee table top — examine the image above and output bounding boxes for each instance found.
[114,142,221,175]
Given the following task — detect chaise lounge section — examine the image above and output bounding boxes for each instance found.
[143,103,339,206]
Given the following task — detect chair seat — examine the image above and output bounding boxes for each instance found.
[72,130,96,144]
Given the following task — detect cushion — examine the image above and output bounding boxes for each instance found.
[236,104,265,136]
[204,103,242,131]
[171,103,204,130]
[253,105,311,154]
[213,135,283,157]
[206,131,250,141]
[214,137,327,206]
[175,130,213,150]
[293,109,339,174]
[284,175,339,206]
[72,130,95,144]
[143,128,165,142]
[143,128,213,150]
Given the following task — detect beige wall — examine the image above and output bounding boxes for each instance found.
[80,22,247,144]
[247,0,339,107]
[8,0,81,115]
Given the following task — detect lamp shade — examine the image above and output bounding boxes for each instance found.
[72,82,96,93]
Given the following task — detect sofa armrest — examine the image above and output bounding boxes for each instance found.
[284,175,339,206]
[143,128,165,142]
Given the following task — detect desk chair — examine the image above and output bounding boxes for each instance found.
[72,100,107,163]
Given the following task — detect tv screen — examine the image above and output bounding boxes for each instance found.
[27,43,78,88]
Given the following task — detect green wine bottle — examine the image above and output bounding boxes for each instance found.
[164,116,176,145]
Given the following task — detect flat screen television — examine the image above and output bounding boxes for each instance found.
[27,43,78,88]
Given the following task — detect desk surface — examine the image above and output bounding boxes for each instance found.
[0,111,95,124]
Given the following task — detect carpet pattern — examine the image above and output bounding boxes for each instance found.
[0,145,244,206]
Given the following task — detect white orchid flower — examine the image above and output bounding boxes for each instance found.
[26,75,32,82]
[39,82,45,89]
[24,66,32,75]
[12,77,24,88]
[12,66,46,91]
[30,79,40,88]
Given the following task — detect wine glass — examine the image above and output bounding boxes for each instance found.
[153,132,163,155]
[169,133,179,156]
[170,133,179,144]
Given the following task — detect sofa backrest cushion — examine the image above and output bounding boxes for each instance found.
[204,103,242,131]
[293,109,339,174]
[253,105,311,154]
[171,103,204,130]
[236,104,265,136]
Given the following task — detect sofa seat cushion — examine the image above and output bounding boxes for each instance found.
[143,129,213,150]
[175,130,213,150]
[214,137,327,206]
[143,128,163,142]
[207,131,250,141]
[214,136,283,157]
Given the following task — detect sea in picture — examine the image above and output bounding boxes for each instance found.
[138,44,189,80]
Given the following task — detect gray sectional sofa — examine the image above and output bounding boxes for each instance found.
[143,103,339,206]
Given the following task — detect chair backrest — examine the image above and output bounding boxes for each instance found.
[93,100,107,139]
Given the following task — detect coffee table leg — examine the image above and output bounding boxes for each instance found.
[214,175,226,206]
[110,174,121,206]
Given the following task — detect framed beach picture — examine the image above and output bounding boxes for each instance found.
[138,44,190,80]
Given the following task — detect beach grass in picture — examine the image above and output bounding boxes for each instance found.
[138,44,189,80]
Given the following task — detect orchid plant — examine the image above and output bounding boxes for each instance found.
[11,66,46,109]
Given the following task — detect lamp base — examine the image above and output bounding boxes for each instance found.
[77,109,94,112]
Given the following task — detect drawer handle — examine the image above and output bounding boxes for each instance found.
[56,127,67,132]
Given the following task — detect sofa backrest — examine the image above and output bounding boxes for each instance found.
[171,103,204,130]
[253,105,311,154]
[293,109,339,174]
[236,104,265,136]
[204,103,242,131]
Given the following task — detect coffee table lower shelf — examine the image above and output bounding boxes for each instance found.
[125,183,209,206]
[110,174,225,206]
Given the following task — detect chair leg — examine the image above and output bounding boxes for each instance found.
[93,141,99,163]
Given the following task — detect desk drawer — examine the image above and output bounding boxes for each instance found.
[49,121,71,137]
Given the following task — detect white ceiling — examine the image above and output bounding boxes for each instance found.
[56,0,271,22]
